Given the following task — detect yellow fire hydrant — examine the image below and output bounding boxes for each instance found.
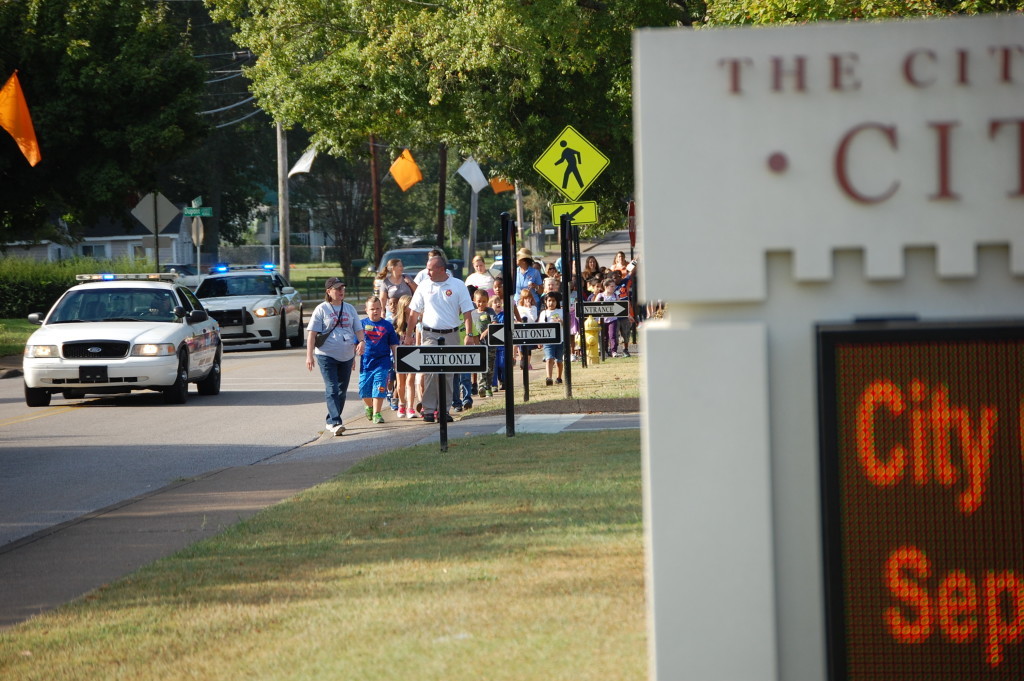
[584,315,601,363]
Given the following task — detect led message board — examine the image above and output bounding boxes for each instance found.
[817,320,1024,680]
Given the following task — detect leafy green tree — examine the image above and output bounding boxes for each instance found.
[703,0,1021,24]
[0,0,208,246]
[206,0,684,233]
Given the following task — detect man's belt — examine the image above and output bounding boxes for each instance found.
[422,325,459,334]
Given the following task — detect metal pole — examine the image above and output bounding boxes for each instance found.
[573,223,587,368]
[559,212,572,397]
[500,212,515,437]
[438,336,448,452]
[276,122,290,276]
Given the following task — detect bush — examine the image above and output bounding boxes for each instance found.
[0,257,155,318]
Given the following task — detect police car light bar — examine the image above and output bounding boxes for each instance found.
[75,273,178,282]
[208,264,277,273]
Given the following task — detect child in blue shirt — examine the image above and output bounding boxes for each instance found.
[359,297,400,423]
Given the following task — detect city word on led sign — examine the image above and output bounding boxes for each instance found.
[817,320,1024,681]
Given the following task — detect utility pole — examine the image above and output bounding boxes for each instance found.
[276,122,290,271]
[369,134,383,266]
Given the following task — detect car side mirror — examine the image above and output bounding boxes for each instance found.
[185,309,208,324]
[27,313,43,325]
[281,286,296,294]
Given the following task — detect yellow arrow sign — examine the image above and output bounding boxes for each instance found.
[533,126,610,201]
[552,201,598,225]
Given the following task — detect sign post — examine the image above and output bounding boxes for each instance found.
[396,343,487,452]
[131,192,179,272]
[500,212,516,436]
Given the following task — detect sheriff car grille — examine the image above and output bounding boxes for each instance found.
[208,309,254,327]
[62,341,130,359]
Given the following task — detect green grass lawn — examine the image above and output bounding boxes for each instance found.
[0,431,646,681]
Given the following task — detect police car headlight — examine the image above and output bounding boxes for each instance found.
[253,307,279,317]
[25,344,59,358]
[131,343,176,357]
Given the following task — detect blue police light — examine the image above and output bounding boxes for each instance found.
[211,263,229,273]
[101,273,115,280]
[261,263,276,271]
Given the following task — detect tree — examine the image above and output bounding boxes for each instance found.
[206,0,685,234]
[0,0,209,246]
[703,0,1021,24]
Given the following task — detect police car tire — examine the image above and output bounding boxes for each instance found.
[290,306,304,348]
[163,352,189,404]
[196,351,222,396]
[24,383,51,408]
[269,315,287,350]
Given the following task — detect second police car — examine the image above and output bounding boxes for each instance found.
[22,273,222,406]
[193,264,304,349]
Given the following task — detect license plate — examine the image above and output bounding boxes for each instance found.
[79,365,108,383]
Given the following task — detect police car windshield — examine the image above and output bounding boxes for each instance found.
[195,275,277,298]
[49,289,178,323]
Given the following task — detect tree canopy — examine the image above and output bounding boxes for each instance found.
[206,0,685,232]
[0,0,208,245]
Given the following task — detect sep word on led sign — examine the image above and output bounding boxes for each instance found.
[817,320,1024,680]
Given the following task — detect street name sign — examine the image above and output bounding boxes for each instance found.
[396,346,487,373]
[183,206,213,217]
[578,301,629,318]
[486,322,563,346]
[533,125,610,201]
[551,201,598,225]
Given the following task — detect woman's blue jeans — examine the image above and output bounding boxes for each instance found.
[316,353,354,425]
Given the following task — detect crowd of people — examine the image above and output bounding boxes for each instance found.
[305,245,655,436]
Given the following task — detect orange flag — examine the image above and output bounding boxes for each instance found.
[0,71,41,167]
[490,177,515,194]
[389,149,422,191]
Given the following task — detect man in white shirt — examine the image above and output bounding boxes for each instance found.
[405,256,478,422]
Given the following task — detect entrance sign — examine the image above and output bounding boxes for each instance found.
[578,301,629,318]
[818,320,1024,680]
[533,125,610,201]
[396,345,486,373]
[486,322,562,346]
[552,201,598,225]
[634,15,1024,681]
[635,17,1024,302]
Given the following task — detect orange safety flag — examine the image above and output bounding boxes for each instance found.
[0,71,41,167]
[389,149,422,191]
[490,177,515,194]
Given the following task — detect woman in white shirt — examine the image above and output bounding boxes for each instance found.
[464,255,495,297]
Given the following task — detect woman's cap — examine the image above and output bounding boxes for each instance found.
[325,277,345,290]
[516,248,533,263]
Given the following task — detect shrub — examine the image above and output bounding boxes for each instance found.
[0,257,155,318]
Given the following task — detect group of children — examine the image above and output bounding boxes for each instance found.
[355,251,634,424]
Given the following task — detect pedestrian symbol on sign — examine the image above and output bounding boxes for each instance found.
[533,126,610,201]
[556,141,583,191]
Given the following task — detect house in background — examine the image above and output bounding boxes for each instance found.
[5,213,196,265]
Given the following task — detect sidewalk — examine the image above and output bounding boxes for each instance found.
[0,409,638,630]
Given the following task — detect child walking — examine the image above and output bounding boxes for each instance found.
[471,288,496,397]
[392,294,420,418]
[359,296,400,423]
[537,291,564,385]
[595,278,621,357]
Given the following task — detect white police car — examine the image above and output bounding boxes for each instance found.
[193,265,303,349]
[22,273,222,406]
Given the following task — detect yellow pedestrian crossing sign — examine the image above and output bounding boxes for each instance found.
[552,201,598,225]
[533,126,610,201]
